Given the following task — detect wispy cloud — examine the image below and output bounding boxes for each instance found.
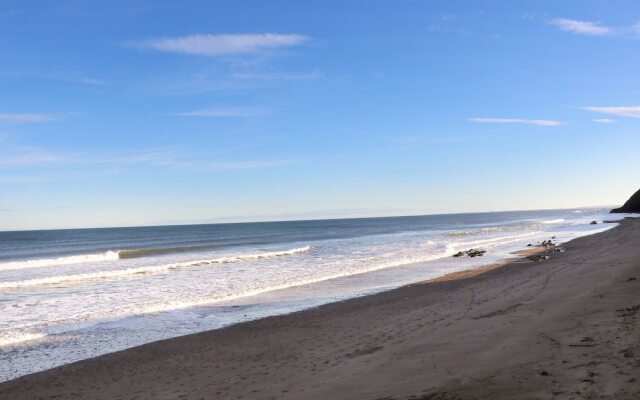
[204,159,293,170]
[549,18,640,38]
[111,149,294,170]
[108,148,182,166]
[64,77,108,86]
[0,145,294,173]
[549,18,613,36]
[174,106,271,118]
[151,67,321,96]
[593,118,617,124]
[582,106,640,118]
[0,113,60,123]
[427,14,471,37]
[0,71,108,86]
[130,33,309,56]
[470,118,565,127]
[427,12,500,39]
[0,174,48,183]
[230,71,321,82]
[0,149,63,166]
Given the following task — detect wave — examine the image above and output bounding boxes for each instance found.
[0,243,282,272]
[0,246,312,289]
[444,226,505,237]
[117,244,224,259]
[39,245,457,322]
[541,218,565,224]
[0,251,120,272]
[0,332,46,348]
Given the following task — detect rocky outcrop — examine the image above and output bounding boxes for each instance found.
[453,249,486,258]
[611,188,640,213]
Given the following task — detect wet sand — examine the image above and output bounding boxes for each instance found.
[1,219,639,399]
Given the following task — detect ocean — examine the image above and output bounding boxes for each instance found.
[0,208,625,380]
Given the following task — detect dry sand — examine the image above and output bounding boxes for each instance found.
[2,219,639,400]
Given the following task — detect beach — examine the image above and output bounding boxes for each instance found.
[1,217,638,399]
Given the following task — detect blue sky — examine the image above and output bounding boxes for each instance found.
[1,0,639,230]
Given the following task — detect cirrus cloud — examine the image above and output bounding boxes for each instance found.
[470,118,565,127]
[131,33,310,56]
[549,18,613,36]
[0,113,60,123]
[174,106,271,118]
[582,106,640,118]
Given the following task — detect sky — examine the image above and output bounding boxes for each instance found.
[1,0,639,231]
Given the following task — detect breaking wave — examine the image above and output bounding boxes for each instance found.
[0,251,120,272]
[117,245,224,259]
[542,218,565,224]
[0,246,312,289]
[0,243,296,272]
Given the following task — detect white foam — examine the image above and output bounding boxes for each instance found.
[0,332,46,348]
[45,244,455,320]
[0,246,312,289]
[0,251,120,272]
[542,218,565,224]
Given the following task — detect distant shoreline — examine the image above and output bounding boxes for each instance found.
[2,218,638,399]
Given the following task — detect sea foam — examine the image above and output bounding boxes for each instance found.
[0,246,312,289]
[0,251,120,272]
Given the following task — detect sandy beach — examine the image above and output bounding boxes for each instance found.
[1,218,639,400]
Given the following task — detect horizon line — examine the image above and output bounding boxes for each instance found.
[0,204,616,234]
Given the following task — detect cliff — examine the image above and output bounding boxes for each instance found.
[611,188,640,213]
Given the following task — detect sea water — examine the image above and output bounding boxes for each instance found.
[0,208,628,380]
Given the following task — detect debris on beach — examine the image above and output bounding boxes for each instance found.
[530,238,565,253]
[525,237,566,262]
[453,249,486,258]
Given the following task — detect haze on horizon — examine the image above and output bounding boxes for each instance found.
[1,0,639,231]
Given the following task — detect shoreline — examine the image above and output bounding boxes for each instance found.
[2,218,639,399]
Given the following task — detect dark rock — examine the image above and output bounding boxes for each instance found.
[452,249,486,258]
[590,221,598,225]
[611,188,640,213]
[467,249,486,257]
